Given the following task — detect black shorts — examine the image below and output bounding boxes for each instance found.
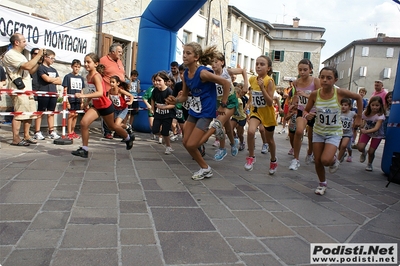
[297,109,315,127]
[68,102,81,111]
[250,116,275,132]
[129,101,139,115]
[152,117,173,136]
[37,97,57,111]
[231,117,246,127]
[97,104,114,116]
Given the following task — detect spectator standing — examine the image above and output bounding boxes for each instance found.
[62,59,85,139]
[34,49,62,140]
[371,80,388,106]
[99,43,125,139]
[168,61,181,83]
[2,33,45,146]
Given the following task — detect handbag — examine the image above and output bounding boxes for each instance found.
[12,77,25,89]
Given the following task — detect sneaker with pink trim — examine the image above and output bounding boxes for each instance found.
[244,156,256,171]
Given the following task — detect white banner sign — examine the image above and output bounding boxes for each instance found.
[0,8,93,63]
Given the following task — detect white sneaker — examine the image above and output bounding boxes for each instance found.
[34,131,45,140]
[289,159,300,170]
[48,131,60,139]
[315,184,327,195]
[212,140,220,148]
[261,143,269,154]
[192,167,213,180]
[165,146,174,155]
[158,136,163,144]
[278,128,286,134]
[305,154,314,165]
[329,159,340,173]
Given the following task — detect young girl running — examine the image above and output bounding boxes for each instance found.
[338,98,356,162]
[71,53,134,158]
[303,67,362,195]
[200,52,247,161]
[151,72,176,155]
[289,59,321,170]
[109,75,134,135]
[357,96,386,171]
[166,42,231,180]
[230,84,247,151]
[244,55,278,174]
[286,95,299,156]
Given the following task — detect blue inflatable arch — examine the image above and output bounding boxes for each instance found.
[133,0,207,132]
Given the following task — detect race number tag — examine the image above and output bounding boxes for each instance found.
[87,84,98,100]
[252,91,266,108]
[110,95,121,107]
[190,96,202,113]
[317,108,339,127]
[182,96,192,110]
[70,78,82,91]
[216,84,223,97]
[341,117,352,130]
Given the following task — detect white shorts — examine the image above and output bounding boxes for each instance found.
[312,132,341,147]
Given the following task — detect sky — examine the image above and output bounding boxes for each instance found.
[229,0,400,63]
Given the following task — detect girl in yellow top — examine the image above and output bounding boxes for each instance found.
[244,55,278,174]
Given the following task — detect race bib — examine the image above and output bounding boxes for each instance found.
[252,91,266,108]
[176,109,183,119]
[317,108,339,127]
[182,96,192,110]
[70,78,82,91]
[87,84,98,100]
[110,95,121,107]
[216,84,223,97]
[156,104,170,115]
[48,72,57,78]
[190,96,202,113]
[341,117,352,130]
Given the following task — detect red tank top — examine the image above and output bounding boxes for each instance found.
[109,93,127,110]
[87,73,112,109]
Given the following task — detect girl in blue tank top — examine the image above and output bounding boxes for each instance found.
[166,42,231,181]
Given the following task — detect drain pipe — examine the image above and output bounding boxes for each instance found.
[96,0,104,55]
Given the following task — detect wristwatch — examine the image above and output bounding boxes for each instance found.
[220,101,228,108]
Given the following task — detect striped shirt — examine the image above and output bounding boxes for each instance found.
[313,88,342,136]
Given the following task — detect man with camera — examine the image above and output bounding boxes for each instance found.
[2,33,46,146]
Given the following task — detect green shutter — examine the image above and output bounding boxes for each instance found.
[304,52,311,59]
[272,71,280,85]
[272,50,275,60]
[265,51,269,57]
[280,50,285,62]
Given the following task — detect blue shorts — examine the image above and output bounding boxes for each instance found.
[114,107,128,120]
[312,132,341,147]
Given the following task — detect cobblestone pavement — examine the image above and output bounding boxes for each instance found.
[0,121,399,266]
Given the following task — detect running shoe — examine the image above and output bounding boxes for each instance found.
[71,147,88,158]
[125,133,135,150]
[346,156,352,162]
[315,183,327,195]
[288,148,294,155]
[269,158,278,175]
[34,131,45,140]
[339,152,348,163]
[192,167,213,180]
[289,159,300,170]
[48,131,61,139]
[278,128,286,134]
[165,146,174,155]
[360,151,367,163]
[244,156,256,171]
[365,163,373,171]
[305,154,314,165]
[239,142,245,151]
[329,159,340,173]
[261,143,269,154]
[214,148,227,161]
[231,138,239,156]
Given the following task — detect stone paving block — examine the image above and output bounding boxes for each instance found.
[203,178,239,190]
[58,172,84,182]
[257,184,307,199]
[121,246,164,266]
[233,210,295,237]
[17,229,63,248]
[0,167,24,181]
[80,181,118,194]
[201,204,236,219]
[240,254,282,266]
[335,198,382,217]
[48,190,78,199]
[361,208,400,239]
[137,168,175,178]
[0,222,30,245]
[158,232,238,264]
[42,200,74,212]
[271,211,310,226]
[29,212,69,230]
[84,171,115,181]
[116,175,139,183]
[145,191,198,207]
[318,225,359,243]
[242,191,274,201]
[119,189,145,201]
[212,219,253,237]
[0,181,56,203]
[120,228,156,245]
[54,183,81,191]
[120,200,147,213]
[193,193,221,205]
[261,236,309,265]
[319,201,367,225]
[118,182,141,190]
[51,249,118,266]
[2,248,54,266]
[141,178,186,191]
[0,246,12,263]
[279,199,355,226]
[349,228,400,244]
[0,204,41,221]
[226,237,268,254]
[60,224,117,248]
[119,214,152,228]
[258,201,290,211]
[294,226,337,243]
[69,207,118,224]
[220,197,262,210]
[210,188,247,198]
[15,169,63,181]
[151,207,215,231]
[76,194,117,208]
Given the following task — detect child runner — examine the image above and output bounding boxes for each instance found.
[230,84,247,151]
[303,66,362,195]
[337,98,356,162]
[151,71,176,155]
[357,96,386,171]
[244,55,278,174]
[71,53,134,158]
[200,52,247,161]
[108,75,134,136]
[383,91,392,136]
[142,74,158,140]
[34,49,62,140]
[289,59,321,170]
[125,70,140,130]
[351,87,368,148]
[286,95,299,156]
[62,59,85,139]
[166,42,231,180]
